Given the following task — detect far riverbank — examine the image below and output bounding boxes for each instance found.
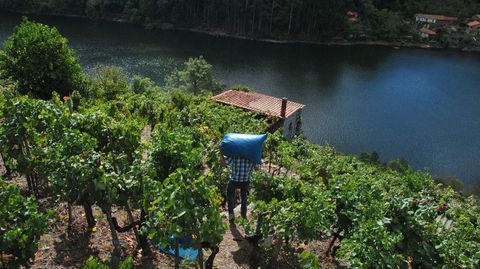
[2,9,480,53]
[173,27,480,52]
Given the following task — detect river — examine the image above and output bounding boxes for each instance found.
[2,12,480,188]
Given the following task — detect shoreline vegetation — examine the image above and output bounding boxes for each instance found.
[4,10,480,52]
[1,0,480,52]
[173,27,480,52]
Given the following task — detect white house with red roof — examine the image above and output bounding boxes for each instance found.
[212,90,305,139]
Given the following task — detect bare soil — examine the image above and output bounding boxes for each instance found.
[28,200,263,268]
[25,198,341,268]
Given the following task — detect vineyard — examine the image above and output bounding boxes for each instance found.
[1,19,480,269]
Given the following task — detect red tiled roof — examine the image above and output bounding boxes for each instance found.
[415,13,457,21]
[419,27,437,35]
[467,20,480,27]
[212,90,305,119]
[346,11,358,18]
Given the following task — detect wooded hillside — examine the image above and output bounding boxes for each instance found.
[1,0,479,41]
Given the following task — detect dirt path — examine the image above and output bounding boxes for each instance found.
[215,221,258,269]
[141,124,152,160]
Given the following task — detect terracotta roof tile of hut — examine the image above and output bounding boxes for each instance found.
[212,90,305,119]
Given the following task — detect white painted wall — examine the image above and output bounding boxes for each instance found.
[416,17,436,24]
[282,111,301,140]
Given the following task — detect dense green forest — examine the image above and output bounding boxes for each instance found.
[1,19,480,268]
[0,0,479,41]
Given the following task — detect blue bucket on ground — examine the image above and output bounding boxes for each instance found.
[158,236,198,260]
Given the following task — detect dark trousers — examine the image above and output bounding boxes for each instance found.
[227,180,249,218]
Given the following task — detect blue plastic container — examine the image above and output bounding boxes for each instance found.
[220,133,267,164]
[158,236,199,260]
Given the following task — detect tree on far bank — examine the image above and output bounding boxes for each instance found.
[360,0,408,41]
[0,17,87,99]
[402,0,478,18]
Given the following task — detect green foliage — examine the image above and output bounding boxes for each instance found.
[49,111,142,220]
[170,94,268,135]
[0,90,145,251]
[119,257,134,269]
[435,176,464,192]
[0,181,49,267]
[81,256,134,269]
[144,170,226,247]
[0,91,142,206]
[122,87,168,124]
[402,0,478,17]
[299,250,320,269]
[0,93,69,195]
[255,135,480,268]
[361,2,408,41]
[359,151,380,164]
[0,0,85,15]
[386,158,410,174]
[149,124,203,180]
[251,174,336,243]
[81,257,109,269]
[48,128,101,206]
[131,75,156,94]
[438,31,455,48]
[230,84,253,92]
[0,17,87,99]
[89,65,130,100]
[166,56,223,95]
[314,0,347,38]
[144,122,226,253]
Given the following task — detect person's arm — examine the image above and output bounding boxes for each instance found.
[219,144,227,167]
[254,158,263,171]
[220,153,226,167]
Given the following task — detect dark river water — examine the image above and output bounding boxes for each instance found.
[2,12,480,187]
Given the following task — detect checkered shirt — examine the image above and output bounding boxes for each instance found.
[225,156,256,182]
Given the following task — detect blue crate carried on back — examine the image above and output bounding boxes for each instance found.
[220,133,267,164]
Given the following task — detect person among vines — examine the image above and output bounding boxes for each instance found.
[220,153,257,222]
